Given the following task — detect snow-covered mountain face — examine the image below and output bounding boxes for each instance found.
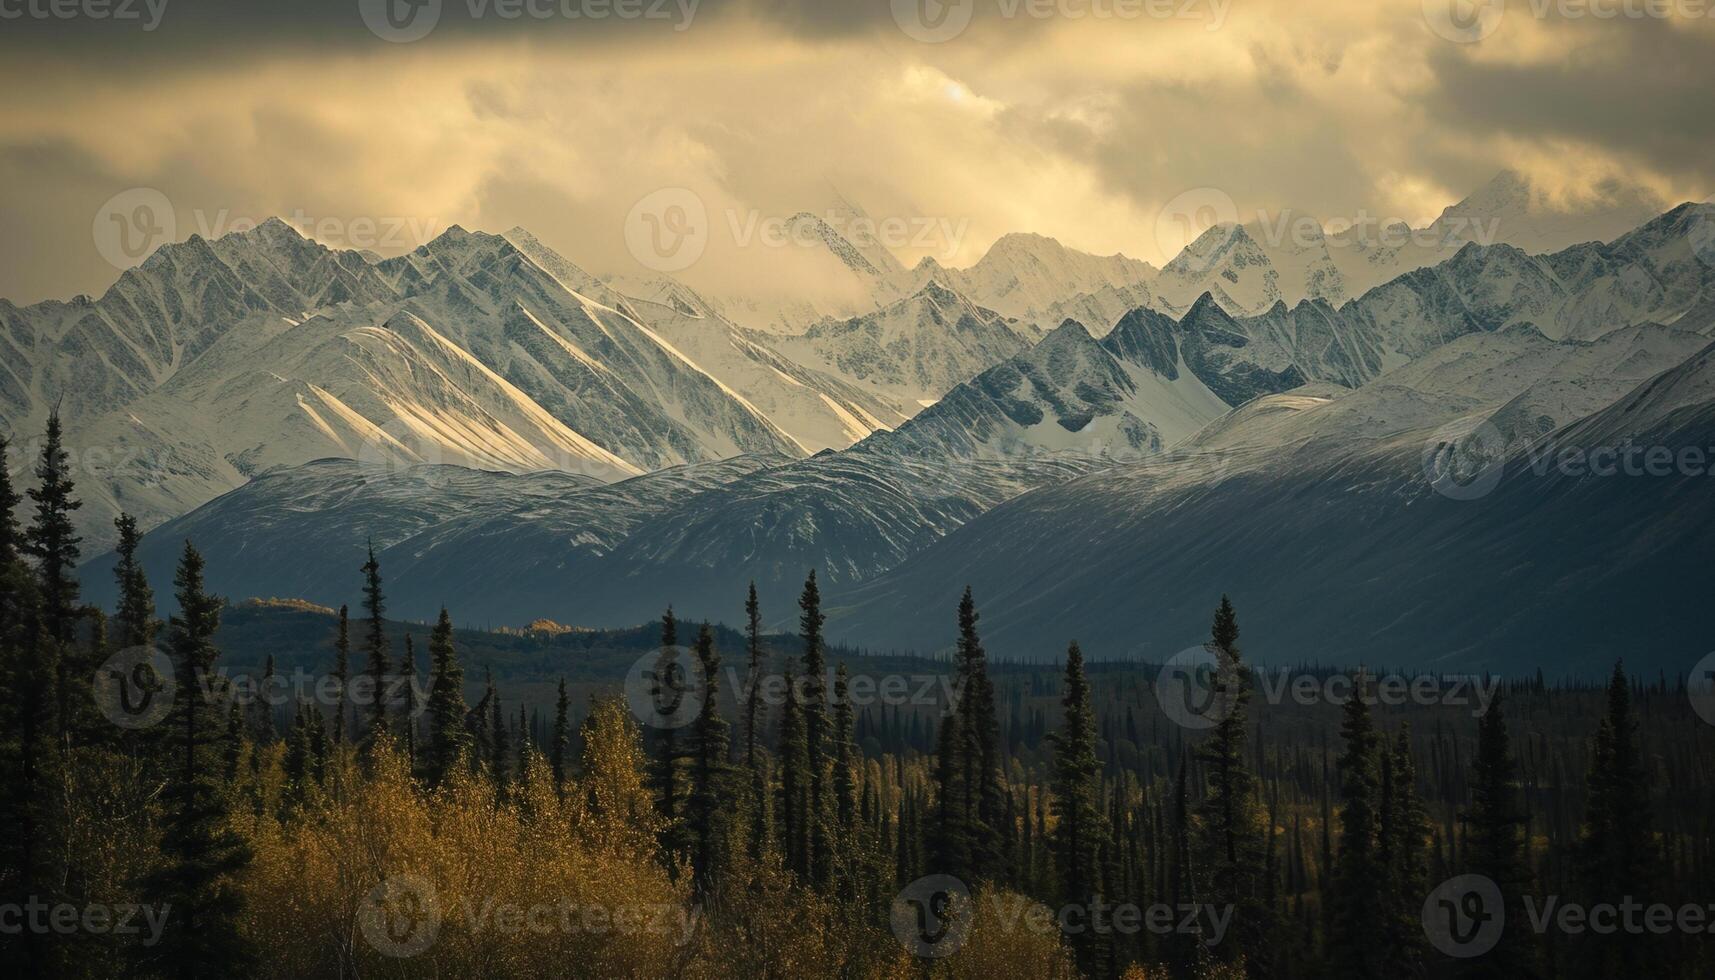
[767,280,1039,420]
[1151,171,1672,318]
[902,233,1159,334]
[80,447,1100,632]
[4,221,894,551]
[828,325,1715,672]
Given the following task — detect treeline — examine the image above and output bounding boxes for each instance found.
[0,411,1710,978]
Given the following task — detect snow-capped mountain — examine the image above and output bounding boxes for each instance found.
[904,233,1159,333]
[505,227,908,451]
[4,221,817,550]
[867,312,1229,463]
[80,446,1099,631]
[828,324,1715,671]
[768,280,1038,420]
[1152,171,1672,318]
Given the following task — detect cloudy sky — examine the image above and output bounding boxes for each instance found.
[1,0,1711,304]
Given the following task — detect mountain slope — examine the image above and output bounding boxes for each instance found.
[826,326,1715,672]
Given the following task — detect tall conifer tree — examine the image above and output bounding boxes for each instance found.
[139,541,253,978]
[359,544,388,740]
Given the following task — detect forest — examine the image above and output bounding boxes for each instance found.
[1,414,1712,979]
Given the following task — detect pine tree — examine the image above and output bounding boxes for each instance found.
[957,587,1007,884]
[649,607,689,861]
[1193,594,1268,964]
[359,544,389,740]
[487,670,509,800]
[1576,661,1657,976]
[832,663,857,833]
[330,605,350,745]
[400,634,419,772]
[744,582,765,769]
[111,513,157,650]
[1330,670,1386,979]
[798,570,832,887]
[550,677,571,796]
[1464,691,1538,977]
[686,623,731,897]
[929,687,970,877]
[1381,725,1429,968]
[138,541,253,978]
[23,410,81,648]
[23,411,91,749]
[1050,641,1104,978]
[0,440,53,975]
[424,608,471,786]
[778,663,808,878]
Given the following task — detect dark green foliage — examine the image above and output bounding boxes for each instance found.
[1330,671,1386,979]
[359,544,389,741]
[1463,691,1539,978]
[424,608,472,786]
[1049,641,1103,977]
[686,623,731,897]
[137,542,253,979]
[330,605,350,745]
[550,677,570,796]
[111,514,157,651]
[1193,595,1269,964]
[798,570,832,887]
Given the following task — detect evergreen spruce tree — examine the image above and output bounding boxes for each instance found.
[1193,595,1268,965]
[958,588,1007,883]
[487,670,509,800]
[330,605,350,745]
[23,411,92,747]
[359,544,389,740]
[1464,691,1538,977]
[1570,662,1653,967]
[400,634,418,772]
[798,570,832,887]
[929,690,970,877]
[1330,671,1386,979]
[424,608,471,786]
[686,623,731,897]
[833,663,857,833]
[138,541,253,978]
[1050,641,1104,978]
[744,581,764,769]
[550,677,571,796]
[649,607,690,861]
[1381,725,1429,968]
[111,513,157,650]
[23,411,81,648]
[1576,661,1657,977]
[778,663,808,878]
[0,442,53,975]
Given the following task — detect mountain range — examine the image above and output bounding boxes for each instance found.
[11,173,1712,669]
